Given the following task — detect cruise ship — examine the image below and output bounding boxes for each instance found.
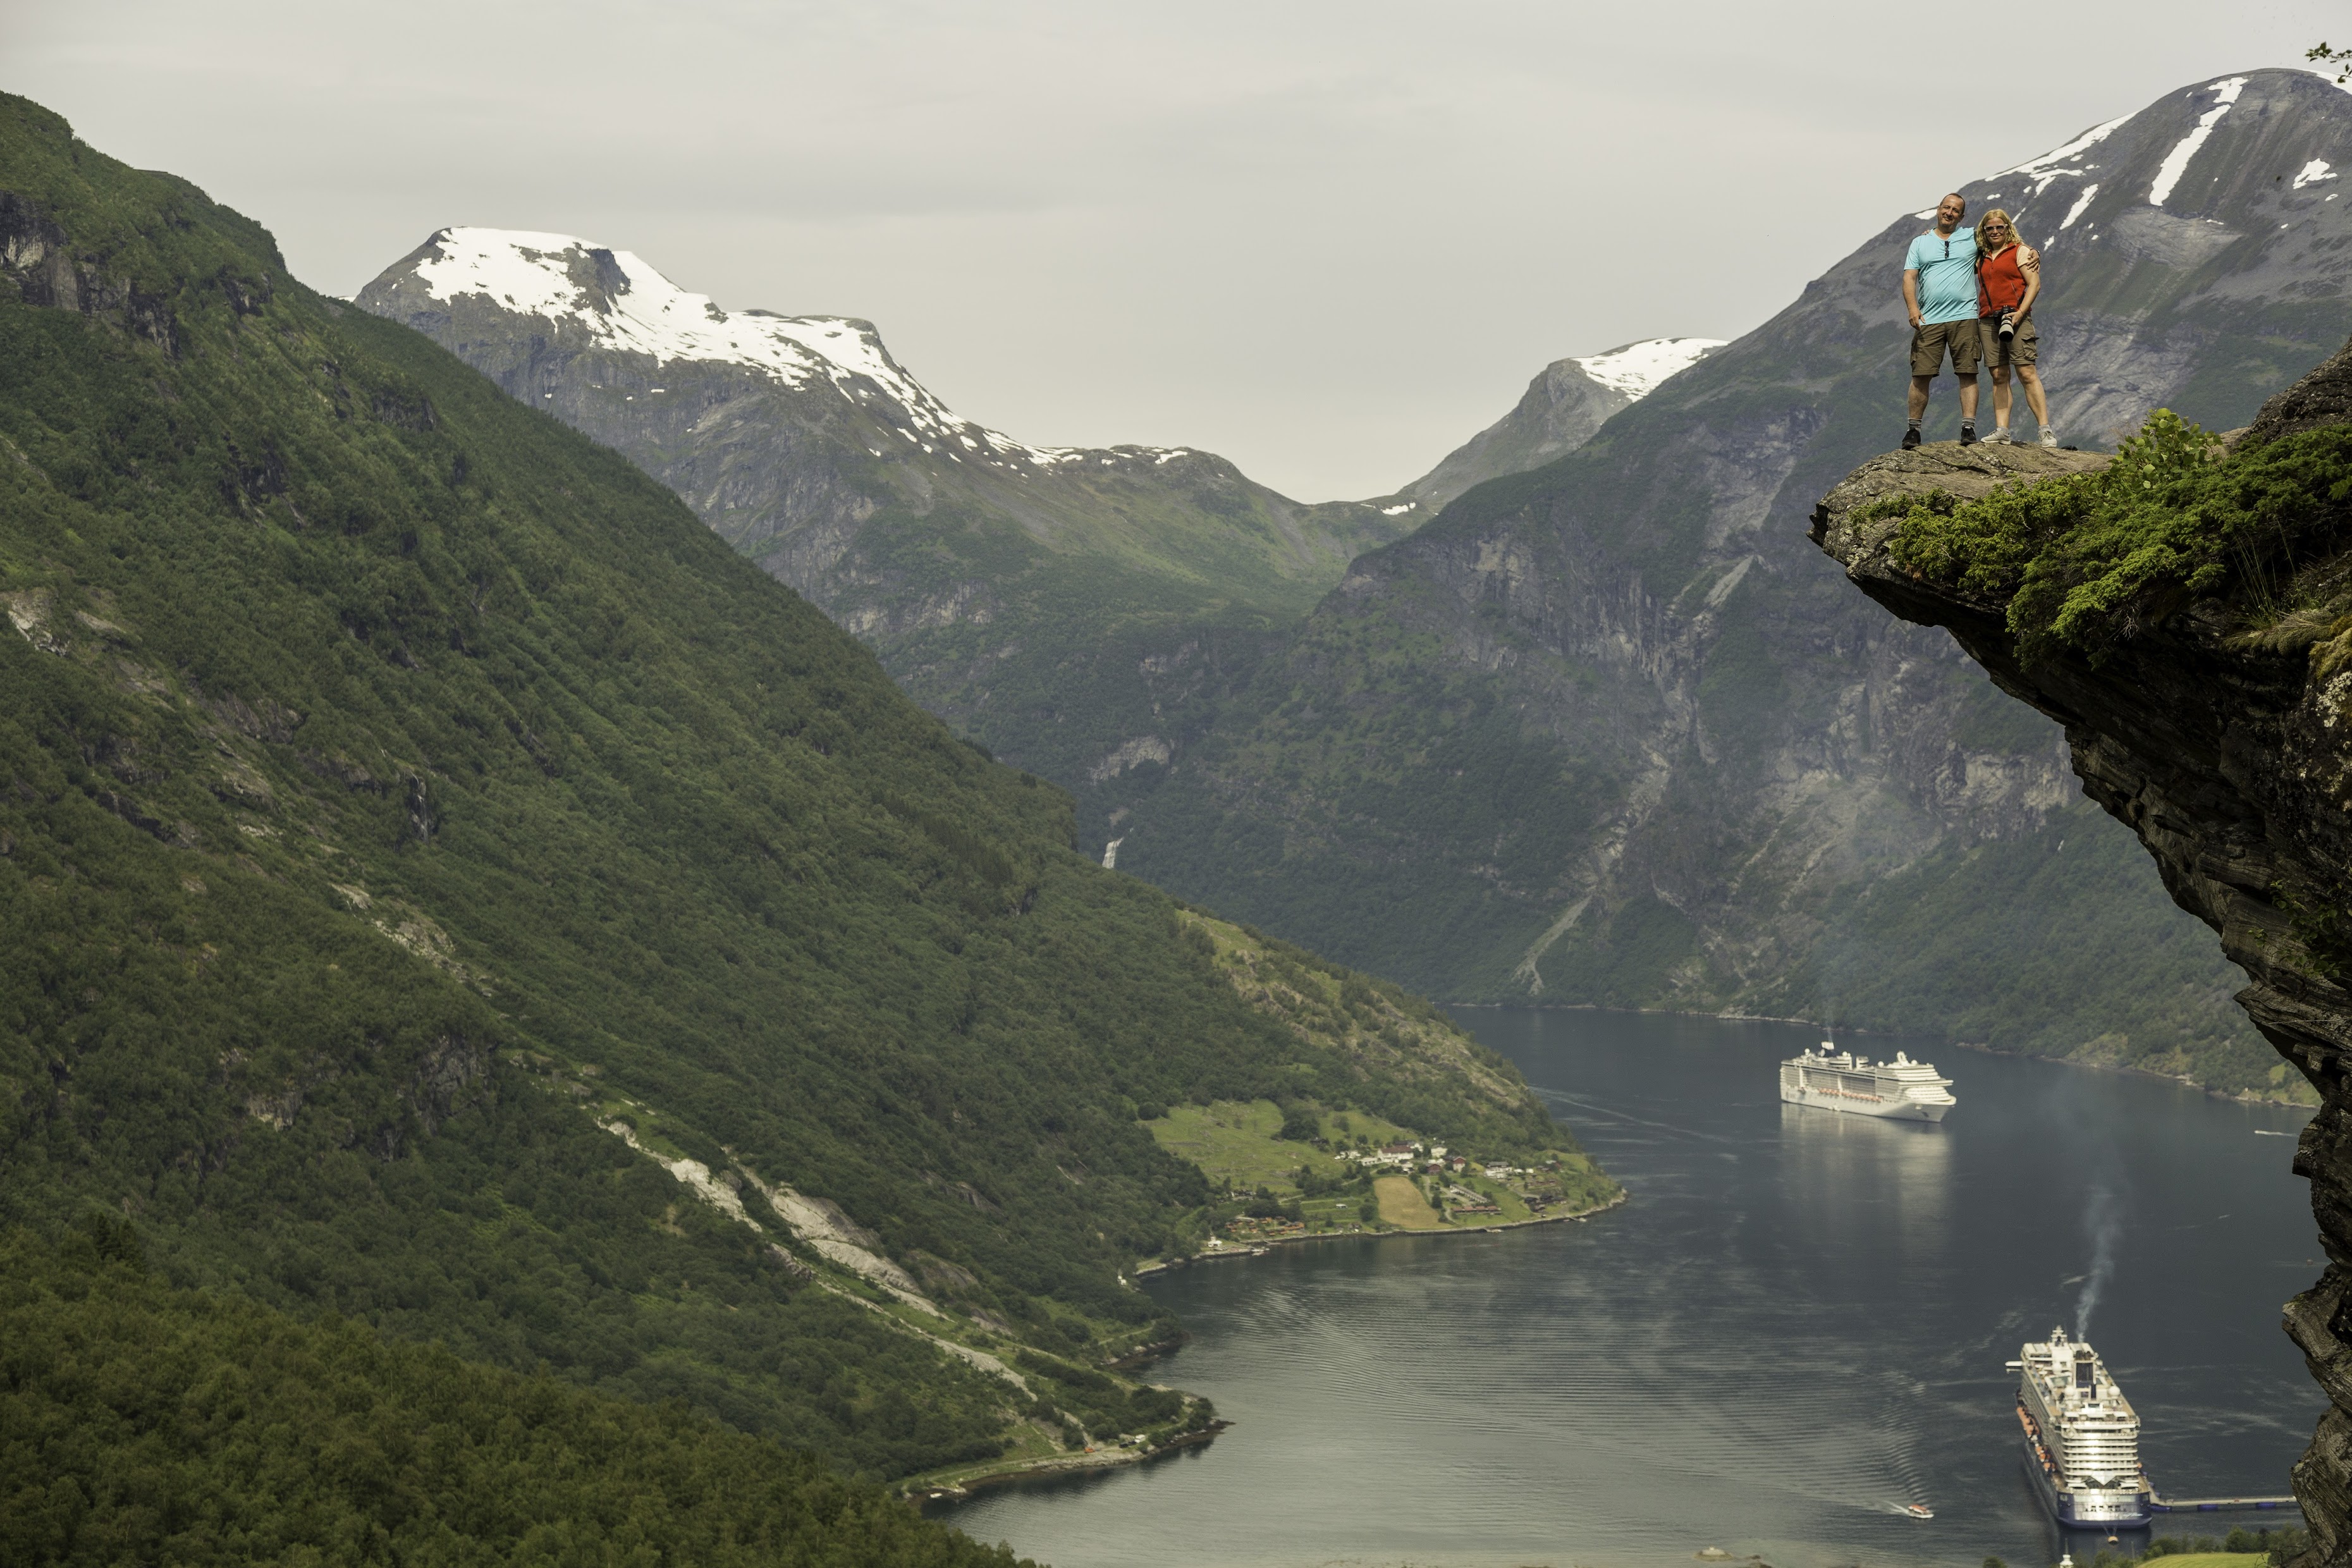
[2012,1327,2152,1529]
[1778,1044,1954,1122]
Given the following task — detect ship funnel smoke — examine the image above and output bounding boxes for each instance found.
[2074,1184,2122,1340]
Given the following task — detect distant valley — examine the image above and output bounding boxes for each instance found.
[359,233,1713,797]
[357,70,2352,1099]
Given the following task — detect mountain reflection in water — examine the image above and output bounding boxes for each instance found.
[947,1010,2317,1568]
[1782,1101,1954,1266]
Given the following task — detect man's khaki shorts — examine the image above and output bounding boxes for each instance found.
[1910,317,1983,376]
[1980,313,2040,370]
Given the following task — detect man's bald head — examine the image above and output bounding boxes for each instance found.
[1933,192,1968,234]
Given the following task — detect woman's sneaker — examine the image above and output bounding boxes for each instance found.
[2038,426,2059,448]
[1985,427,2012,444]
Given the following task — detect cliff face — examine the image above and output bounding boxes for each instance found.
[1809,357,2352,1555]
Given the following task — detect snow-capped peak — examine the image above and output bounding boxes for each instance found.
[1572,337,1726,400]
[388,226,1103,470]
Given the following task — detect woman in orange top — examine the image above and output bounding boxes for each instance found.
[1974,210,2051,446]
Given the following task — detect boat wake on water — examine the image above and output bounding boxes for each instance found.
[1864,1500,1936,1519]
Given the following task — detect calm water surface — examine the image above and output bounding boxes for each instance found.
[950,1010,2320,1568]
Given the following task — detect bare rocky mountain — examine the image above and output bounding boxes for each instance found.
[1086,70,2352,1092]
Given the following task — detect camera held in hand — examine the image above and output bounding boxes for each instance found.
[1997,310,2018,343]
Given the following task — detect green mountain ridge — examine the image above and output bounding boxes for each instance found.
[0,85,1594,1543]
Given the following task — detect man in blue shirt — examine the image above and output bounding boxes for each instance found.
[1901,193,1981,448]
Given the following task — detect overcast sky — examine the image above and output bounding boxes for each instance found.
[6,1,2341,498]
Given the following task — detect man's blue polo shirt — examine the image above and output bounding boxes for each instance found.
[1905,227,1980,324]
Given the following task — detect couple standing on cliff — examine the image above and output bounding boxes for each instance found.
[1901,192,2059,449]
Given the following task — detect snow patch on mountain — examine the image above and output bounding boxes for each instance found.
[1998,113,2131,197]
[390,226,1213,474]
[2149,77,2249,207]
[1571,338,1726,400]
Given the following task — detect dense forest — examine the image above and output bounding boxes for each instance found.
[0,1221,1026,1565]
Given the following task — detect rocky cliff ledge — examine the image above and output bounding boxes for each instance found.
[1811,358,2352,1559]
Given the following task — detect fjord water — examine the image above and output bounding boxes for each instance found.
[952,1010,2320,1568]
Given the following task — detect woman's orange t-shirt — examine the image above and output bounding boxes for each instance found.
[1978,246,2028,317]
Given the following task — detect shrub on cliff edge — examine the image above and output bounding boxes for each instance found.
[1873,411,2352,665]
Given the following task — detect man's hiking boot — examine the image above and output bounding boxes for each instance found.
[1901,427,1922,450]
[1959,426,1979,446]
[2039,426,2059,449]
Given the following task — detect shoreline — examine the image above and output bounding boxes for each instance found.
[911,1421,1231,1507]
[916,1191,1629,1503]
[1134,1187,1629,1279]
[1442,1001,2318,1110]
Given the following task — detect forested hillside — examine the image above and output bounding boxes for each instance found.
[0,85,1594,1507]
[0,1222,1021,1567]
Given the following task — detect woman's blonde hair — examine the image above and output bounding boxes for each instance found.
[1976,208,2021,258]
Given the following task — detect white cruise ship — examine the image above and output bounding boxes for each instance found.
[1778,1044,1954,1122]
[2012,1326,2152,1528]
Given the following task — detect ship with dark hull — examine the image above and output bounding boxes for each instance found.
[2013,1327,2152,1529]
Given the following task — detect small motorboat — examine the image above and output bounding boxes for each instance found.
[1903,1504,1934,1520]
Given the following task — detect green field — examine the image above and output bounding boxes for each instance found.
[1373,1175,1441,1230]
[1146,1099,1610,1242]
[1149,1100,1400,1193]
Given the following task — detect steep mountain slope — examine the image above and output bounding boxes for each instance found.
[1395,338,1722,511]
[1807,343,2352,1562]
[0,90,1596,1495]
[1091,68,2352,1094]
[356,230,1421,790]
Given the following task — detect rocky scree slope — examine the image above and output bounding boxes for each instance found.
[1089,69,2352,1094]
[356,230,1420,792]
[0,91,1586,1489]
[1809,334,2352,1564]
